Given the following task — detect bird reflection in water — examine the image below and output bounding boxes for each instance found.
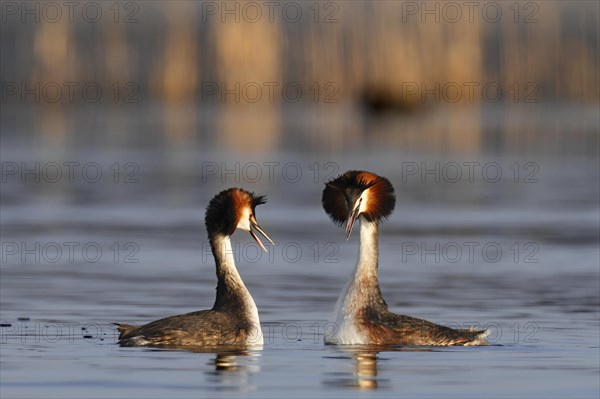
[210,349,259,372]
[143,346,261,390]
[352,351,379,390]
[324,346,433,390]
[204,348,261,390]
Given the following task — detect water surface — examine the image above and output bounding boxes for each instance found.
[1,109,599,398]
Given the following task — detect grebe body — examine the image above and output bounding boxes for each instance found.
[116,188,273,347]
[322,171,488,346]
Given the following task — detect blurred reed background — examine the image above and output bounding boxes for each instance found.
[0,0,598,154]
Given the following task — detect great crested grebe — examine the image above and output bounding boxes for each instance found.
[116,188,273,347]
[322,171,488,346]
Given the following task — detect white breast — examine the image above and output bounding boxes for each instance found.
[324,281,368,345]
[244,297,264,346]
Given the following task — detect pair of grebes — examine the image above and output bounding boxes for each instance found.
[117,170,488,347]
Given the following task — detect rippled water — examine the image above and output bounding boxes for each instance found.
[1,137,599,398]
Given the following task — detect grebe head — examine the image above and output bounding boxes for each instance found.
[205,188,274,251]
[322,171,395,239]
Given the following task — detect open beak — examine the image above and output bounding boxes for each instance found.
[249,214,274,252]
[345,204,360,240]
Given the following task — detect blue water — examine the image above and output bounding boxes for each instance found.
[1,132,599,398]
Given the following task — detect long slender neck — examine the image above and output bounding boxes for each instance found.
[209,234,254,311]
[349,216,387,308]
[354,216,379,284]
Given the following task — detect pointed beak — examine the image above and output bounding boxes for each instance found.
[345,204,360,240]
[249,214,274,252]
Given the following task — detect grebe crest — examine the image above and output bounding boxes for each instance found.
[206,188,271,251]
[116,187,273,348]
[322,171,488,346]
[323,171,395,239]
